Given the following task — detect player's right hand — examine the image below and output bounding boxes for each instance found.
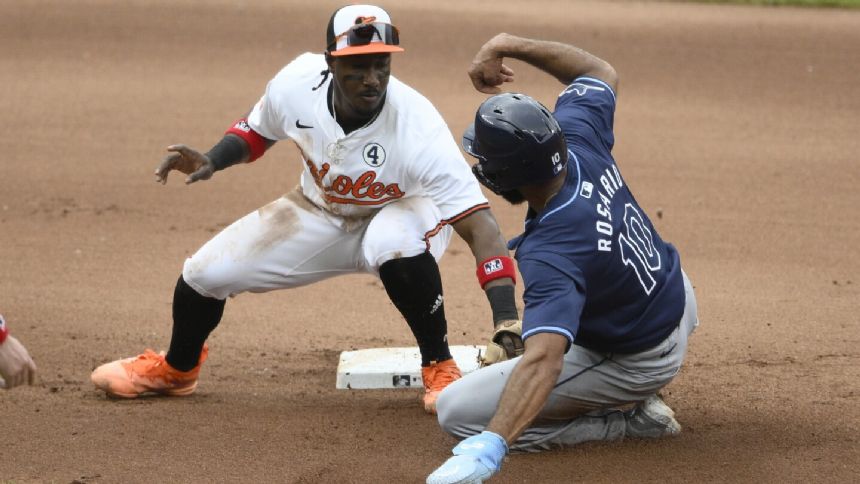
[468,34,516,94]
[427,431,507,484]
[480,319,524,367]
[427,455,493,484]
[155,144,215,185]
[0,335,36,389]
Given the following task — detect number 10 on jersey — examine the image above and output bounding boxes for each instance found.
[618,204,661,295]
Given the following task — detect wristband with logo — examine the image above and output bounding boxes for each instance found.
[225,118,268,162]
[476,256,516,289]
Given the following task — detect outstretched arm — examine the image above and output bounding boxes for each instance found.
[469,33,618,94]
[155,119,277,185]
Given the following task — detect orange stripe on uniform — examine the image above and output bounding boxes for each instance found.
[323,194,404,206]
[422,203,491,250]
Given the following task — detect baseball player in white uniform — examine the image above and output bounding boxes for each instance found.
[91,5,521,414]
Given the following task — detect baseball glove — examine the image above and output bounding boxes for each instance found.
[480,319,524,367]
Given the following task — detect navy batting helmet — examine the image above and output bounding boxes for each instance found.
[462,93,567,194]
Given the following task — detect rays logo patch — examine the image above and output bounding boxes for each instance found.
[580,181,594,198]
[363,142,386,167]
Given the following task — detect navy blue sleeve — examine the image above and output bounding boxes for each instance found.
[553,76,617,154]
[518,254,587,348]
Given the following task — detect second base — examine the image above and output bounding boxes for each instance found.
[336,345,485,389]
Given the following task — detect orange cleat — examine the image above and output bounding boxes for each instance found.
[90,345,208,399]
[421,358,462,414]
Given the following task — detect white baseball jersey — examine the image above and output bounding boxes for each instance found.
[247,53,488,224]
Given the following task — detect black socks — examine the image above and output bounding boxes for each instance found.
[164,252,466,371]
[379,252,452,366]
[165,275,225,372]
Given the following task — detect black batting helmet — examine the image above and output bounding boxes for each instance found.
[462,93,567,194]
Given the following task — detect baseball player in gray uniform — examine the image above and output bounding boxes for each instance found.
[427,33,699,483]
[90,5,521,414]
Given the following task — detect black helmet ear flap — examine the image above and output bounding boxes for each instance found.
[471,163,502,195]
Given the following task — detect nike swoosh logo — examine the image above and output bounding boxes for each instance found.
[659,343,677,358]
[295,120,313,129]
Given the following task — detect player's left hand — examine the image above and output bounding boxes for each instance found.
[427,431,507,484]
[155,144,216,185]
[480,319,523,367]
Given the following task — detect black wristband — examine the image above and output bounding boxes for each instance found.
[485,285,519,325]
[206,135,248,171]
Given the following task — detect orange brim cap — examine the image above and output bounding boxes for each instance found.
[330,44,405,56]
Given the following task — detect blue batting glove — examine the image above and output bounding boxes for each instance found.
[427,431,508,484]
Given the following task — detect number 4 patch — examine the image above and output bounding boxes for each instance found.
[363,142,386,167]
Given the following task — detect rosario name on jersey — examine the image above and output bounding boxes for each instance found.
[509,77,686,354]
[247,53,488,225]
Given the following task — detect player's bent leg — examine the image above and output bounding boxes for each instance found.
[436,351,628,452]
[437,338,683,452]
[364,197,459,414]
[436,357,520,438]
[93,188,367,399]
[529,271,699,447]
[436,258,699,450]
[620,270,698,439]
[182,190,365,299]
[379,252,460,414]
[177,189,366,363]
[523,343,681,449]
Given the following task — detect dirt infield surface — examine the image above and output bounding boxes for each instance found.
[1,1,858,482]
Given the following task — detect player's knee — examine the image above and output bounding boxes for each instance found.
[182,256,232,300]
[362,229,425,270]
[362,197,439,269]
[436,386,479,439]
[435,390,458,435]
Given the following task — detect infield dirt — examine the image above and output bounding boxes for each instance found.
[1,1,858,482]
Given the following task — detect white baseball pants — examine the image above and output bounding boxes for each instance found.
[182,187,453,300]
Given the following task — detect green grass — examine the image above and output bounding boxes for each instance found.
[689,0,860,7]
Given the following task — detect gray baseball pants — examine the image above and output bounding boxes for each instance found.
[436,271,698,452]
